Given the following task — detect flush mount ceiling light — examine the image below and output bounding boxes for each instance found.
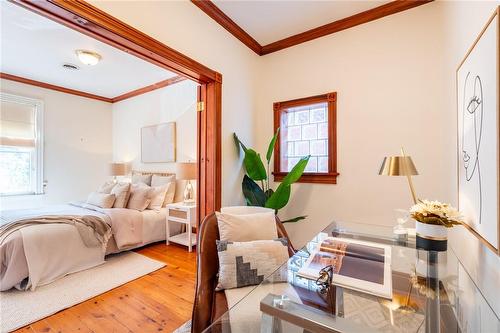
[75,50,101,66]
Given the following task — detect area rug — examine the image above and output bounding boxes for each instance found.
[0,251,165,332]
[174,320,192,333]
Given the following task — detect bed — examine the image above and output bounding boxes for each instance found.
[0,171,179,291]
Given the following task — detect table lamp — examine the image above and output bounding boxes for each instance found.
[379,148,419,204]
[176,162,196,205]
[110,162,130,183]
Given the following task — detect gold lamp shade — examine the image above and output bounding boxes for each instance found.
[379,156,418,176]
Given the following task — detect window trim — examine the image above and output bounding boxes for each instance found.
[273,92,338,184]
[0,92,44,196]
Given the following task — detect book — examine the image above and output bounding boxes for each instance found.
[298,237,393,299]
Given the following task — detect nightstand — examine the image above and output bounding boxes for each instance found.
[166,202,197,252]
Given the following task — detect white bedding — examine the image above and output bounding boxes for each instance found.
[0,204,167,291]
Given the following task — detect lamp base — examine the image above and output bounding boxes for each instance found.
[183,180,195,206]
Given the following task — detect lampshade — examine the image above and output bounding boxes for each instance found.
[379,156,418,176]
[176,162,196,180]
[109,162,129,176]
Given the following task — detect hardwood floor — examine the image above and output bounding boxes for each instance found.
[15,243,197,333]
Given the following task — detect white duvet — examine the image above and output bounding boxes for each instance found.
[0,203,166,291]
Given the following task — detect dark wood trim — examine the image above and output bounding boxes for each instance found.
[261,0,433,55]
[11,0,222,222]
[12,0,217,83]
[0,72,113,103]
[273,92,338,184]
[190,0,433,56]
[112,76,186,103]
[190,0,262,55]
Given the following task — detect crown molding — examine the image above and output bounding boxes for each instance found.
[1,72,187,104]
[191,0,433,56]
[191,0,262,55]
[112,75,186,102]
[0,72,113,103]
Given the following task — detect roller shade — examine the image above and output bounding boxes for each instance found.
[0,100,36,147]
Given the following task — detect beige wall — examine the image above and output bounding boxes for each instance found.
[0,79,113,209]
[89,0,261,207]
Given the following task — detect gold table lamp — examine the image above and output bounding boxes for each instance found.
[379,148,419,204]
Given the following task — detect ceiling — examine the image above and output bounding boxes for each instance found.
[213,0,390,45]
[0,1,177,99]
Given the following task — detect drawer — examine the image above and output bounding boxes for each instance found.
[169,208,187,219]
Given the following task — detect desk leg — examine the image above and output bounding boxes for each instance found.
[425,251,440,333]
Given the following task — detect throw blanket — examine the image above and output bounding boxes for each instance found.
[0,214,111,250]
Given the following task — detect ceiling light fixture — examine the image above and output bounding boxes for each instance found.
[75,50,101,66]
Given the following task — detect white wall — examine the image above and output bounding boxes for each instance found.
[0,79,112,209]
[112,79,198,171]
[90,0,261,207]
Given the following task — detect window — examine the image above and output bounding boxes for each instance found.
[273,92,338,184]
[0,93,43,195]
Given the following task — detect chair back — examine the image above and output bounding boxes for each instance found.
[191,209,295,332]
[221,206,273,214]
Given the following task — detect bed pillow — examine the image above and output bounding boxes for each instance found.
[87,192,116,208]
[132,174,152,186]
[127,184,153,211]
[147,183,171,210]
[111,182,131,208]
[98,180,115,194]
[216,238,289,290]
[151,174,176,206]
[216,211,278,242]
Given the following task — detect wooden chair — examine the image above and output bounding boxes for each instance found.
[191,209,295,332]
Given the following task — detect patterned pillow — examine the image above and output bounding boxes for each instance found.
[216,238,289,290]
[111,182,131,208]
[127,184,153,211]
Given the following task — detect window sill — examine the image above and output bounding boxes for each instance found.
[0,192,45,198]
[273,172,339,184]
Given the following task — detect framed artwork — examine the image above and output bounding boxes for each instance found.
[457,7,499,255]
[141,122,176,163]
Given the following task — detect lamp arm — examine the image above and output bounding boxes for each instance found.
[401,147,418,204]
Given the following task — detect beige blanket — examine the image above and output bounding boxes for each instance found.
[0,214,111,250]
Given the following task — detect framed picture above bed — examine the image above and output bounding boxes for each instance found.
[141,122,176,163]
[457,7,499,255]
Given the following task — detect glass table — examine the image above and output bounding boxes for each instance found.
[203,221,472,333]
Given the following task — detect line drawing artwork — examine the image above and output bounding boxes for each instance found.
[461,71,483,225]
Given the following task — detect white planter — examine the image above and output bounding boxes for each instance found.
[415,221,448,240]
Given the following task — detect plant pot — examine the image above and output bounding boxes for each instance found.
[415,221,448,252]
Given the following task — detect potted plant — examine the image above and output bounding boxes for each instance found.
[410,199,462,251]
[234,129,310,223]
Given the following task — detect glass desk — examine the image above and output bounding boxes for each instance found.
[203,221,470,333]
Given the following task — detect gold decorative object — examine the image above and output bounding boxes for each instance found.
[379,147,419,204]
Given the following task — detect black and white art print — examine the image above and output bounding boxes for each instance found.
[457,10,499,254]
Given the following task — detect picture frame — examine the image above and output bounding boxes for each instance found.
[141,122,176,163]
[456,7,500,255]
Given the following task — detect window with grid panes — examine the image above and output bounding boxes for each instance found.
[273,92,338,184]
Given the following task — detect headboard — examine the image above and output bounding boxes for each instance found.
[131,170,189,203]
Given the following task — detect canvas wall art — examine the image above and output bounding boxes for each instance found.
[141,122,176,163]
[457,8,499,254]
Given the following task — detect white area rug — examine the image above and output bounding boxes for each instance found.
[0,251,165,332]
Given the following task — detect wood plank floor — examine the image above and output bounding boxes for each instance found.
[15,243,197,333]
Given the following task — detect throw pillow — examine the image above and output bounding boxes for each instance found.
[147,183,171,210]
[127,183,153,211]
[87,192,116,208]
[98,180,115,194]
[131,173,152,186]
[151,174,176,206]
[216,238,289,290]
[216,211,278,242]
[111,182,131,208]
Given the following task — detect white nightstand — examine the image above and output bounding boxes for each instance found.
[166,202,197,252]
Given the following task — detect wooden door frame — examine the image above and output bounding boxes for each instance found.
[11,0,222,222]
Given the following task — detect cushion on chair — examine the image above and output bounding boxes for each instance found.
[216,211,278,242]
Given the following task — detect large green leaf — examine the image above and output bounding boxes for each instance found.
[281,215,308,223]
[266,128,280,163]
[282,155,310,185]
[243,149,267,181]
[242,175,266,206]
[233,133,248,152]
[265,182,291,210]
